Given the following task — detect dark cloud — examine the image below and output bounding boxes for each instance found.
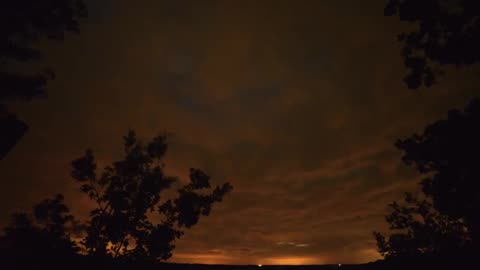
[1,0,479,265]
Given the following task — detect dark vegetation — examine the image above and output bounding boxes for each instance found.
[0,0,87,159]
[373,99,480,269]
[385,0,480,89]
[0,131,232,269]
[71,130,232,261]
[373,0,480,269]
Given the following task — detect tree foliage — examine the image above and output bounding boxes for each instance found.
[374,193,468,259]
[0,0,87,159]
[71,130,233,261]
[374,98,480,258]
[396,98,480,238]
[385,0,480,89]
[0,194,80,260]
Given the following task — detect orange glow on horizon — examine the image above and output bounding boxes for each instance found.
[172,253,325,265]
[261,256,322,265]
[171,253,236,265]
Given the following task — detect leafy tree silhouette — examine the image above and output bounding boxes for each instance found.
[385,0,480,89]
[0,0,87,159]
[0,194,80,267]
[71,130,233,261]
[374,98,480,262]
[373,193,468,259]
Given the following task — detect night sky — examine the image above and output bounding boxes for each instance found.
[1,0,479,265]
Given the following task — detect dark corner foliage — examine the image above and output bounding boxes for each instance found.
[385,0,480,89]
[373,99,480,269]
[0,0,87,159]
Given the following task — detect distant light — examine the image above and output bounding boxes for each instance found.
[338,264,342,267]
[258,264,262,267]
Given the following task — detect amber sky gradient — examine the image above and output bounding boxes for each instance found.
[1,0,479,265]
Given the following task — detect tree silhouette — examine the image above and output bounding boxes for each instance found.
[0,194,80,266]
[396,98,480,241]
[385,0,480,89]
[71,130,233,261]
[374,98,480,259]
[0,0,87,159]
[373,193,468,259]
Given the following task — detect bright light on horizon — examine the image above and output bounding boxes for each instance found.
[261,256,321,265]
[172,253,332,265]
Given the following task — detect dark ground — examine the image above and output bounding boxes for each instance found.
[2,252,477,270]
[157,264,361,270]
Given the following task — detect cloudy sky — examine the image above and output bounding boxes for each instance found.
[1,0,479,265]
